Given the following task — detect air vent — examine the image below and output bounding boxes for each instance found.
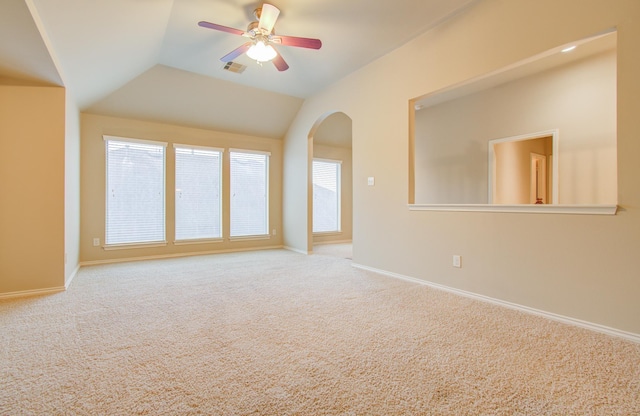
[222,61,247,74]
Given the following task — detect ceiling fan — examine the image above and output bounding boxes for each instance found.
[198,3,322,72]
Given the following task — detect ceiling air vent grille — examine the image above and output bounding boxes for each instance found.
[222,61,247,74]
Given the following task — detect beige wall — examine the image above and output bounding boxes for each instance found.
[65,91,81,283]
[312,144,353,244]
[493,136,551,204]
[81,113,283,263]
[283,0,640,335]
[0,85,66,293]
[414,48,616,204]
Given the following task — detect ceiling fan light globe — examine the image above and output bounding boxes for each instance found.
[247,41,277,62]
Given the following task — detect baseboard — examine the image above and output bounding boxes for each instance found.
[312,239,353,246]
[80,245,285,266]
[283,246,310,255]
[352,262,640,344]
[65,264,81,289]
[0,286,65,300]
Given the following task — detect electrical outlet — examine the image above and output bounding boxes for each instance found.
[93,238,100,247]
[453,255,462,268]
[367,177,375,186]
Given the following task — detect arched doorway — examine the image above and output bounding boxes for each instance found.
[308,112,353,255]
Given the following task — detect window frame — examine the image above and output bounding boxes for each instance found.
[103,135,168,249]
[229,149,271,240]
[173,144,224,244]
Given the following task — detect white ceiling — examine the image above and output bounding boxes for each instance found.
[2,0,475,138]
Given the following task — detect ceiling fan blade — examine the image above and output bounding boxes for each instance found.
[272,50,289,72]
[198,21,245,36]
[271,35,322,50]
[258,4,280,34]
[220,42,252,62]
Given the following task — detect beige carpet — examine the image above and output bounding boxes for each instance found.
[1,248,639,415]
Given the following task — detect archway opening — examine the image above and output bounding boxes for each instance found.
[308,111,353,255]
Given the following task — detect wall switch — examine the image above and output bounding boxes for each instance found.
[93,238,100,247]
[272,229,276,236]
[453,255,462,268]
[367,177,375,186]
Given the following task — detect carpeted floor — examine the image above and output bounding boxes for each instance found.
[1,248,639,415]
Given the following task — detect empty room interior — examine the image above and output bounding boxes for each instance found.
[1,0,639,413]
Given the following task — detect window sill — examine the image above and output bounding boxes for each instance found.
[313,231,343,236]
[103,241,168,251]
[408,204,618,215]
[229,235,271,242]
[173,238,223,246]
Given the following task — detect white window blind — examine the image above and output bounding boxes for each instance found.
[175,145,222,241]
[105,137,166,245]
[313,159,341,233]
[230,150,269,237]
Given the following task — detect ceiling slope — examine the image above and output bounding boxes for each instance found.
[0,0,61,85]
[29,0,175,108]
[86,64,304,139]
[2,0,476,137]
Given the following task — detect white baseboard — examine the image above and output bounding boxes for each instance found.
[1,265,80,299]
[80,245,284,266]
[0,286,65,300]
[65,264,81,289]
[352,262,640,344]
[284,246,310,255]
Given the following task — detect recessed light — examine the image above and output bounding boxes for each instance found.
[561,45,576,53]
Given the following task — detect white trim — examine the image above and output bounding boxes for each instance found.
[229,235,271,242]
[229,148,271,156]
[173,238,224,246]
[284,246,310,255]
[103,135,168,147]
[408,204,617,215]
[0,286,65,300]
[173,143,224,153]
[65,264,81,289]
[313,239,353,246]
[80,245,284,266]
[103,241,168,251]
[351,263,640,344]
[488,129,559,204]
[312,231,343,237]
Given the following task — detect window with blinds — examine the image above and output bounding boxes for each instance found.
[105,137,166,245]
[174,145,222,241]
[230,150,269,237]
[313,159,341,233]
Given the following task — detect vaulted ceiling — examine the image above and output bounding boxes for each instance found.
[1,0,475,139]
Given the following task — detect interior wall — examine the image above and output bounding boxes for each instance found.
[0,85,66,294]
[414,49,616,204]
[81,113,283,263]
[494,136,551,204]
[64,91,81,283]
[282,0,640,336]
[312,144,353,244]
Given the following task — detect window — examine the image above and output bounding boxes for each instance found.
[174,145,222,241]
[313,159,341,233]
[230,150,269,237]
[105,137,166,245]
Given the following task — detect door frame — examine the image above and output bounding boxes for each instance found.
[488,129,559,204]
